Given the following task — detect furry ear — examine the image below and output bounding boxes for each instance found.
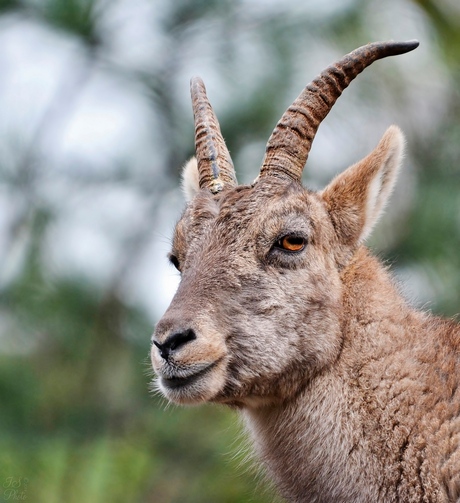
[321,125,404,245]
[181,157,200,202]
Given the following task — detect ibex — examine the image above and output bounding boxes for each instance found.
[151,40,460,502]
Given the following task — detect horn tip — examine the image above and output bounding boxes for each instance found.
[190,76,205,90]
[366,39,420,59]
[388,39,420,54]
[401,39,420,51]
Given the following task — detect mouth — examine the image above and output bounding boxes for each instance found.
[160,361,218,390]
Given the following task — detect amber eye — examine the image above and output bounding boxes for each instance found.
[275,235,306,252]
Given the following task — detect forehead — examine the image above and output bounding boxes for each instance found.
[172,179,326,258]
[189,178,316,227]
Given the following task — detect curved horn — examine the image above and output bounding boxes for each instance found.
[190,77,237,193]
[259,40,419,182]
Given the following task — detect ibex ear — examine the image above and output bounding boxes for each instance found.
[321,126,404,245]
[181,157,200,202]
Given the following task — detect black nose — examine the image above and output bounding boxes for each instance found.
[153,329,196,361]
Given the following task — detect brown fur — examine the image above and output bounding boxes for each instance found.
[151,126,460,501]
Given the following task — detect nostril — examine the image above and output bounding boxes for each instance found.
[153,340,168,361]
[168,329,196,351]
[154,329,196,361]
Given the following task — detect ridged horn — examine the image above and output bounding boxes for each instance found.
[190,77,237,193]
[259,40,419,182]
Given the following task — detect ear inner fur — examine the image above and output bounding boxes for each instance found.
[181,157,200,202]
[321,125,404,245]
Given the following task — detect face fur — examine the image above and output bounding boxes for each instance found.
[151,177,344,407]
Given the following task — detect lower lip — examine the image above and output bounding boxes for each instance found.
[161,362,216,390]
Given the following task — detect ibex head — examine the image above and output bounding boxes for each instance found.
[151,41,419,407]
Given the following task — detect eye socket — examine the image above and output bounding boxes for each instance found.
[274,235,306,253]
[169,254,181,271]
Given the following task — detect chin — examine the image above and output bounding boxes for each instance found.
[157,359,228,405]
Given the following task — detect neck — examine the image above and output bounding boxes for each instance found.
[242,247,425,502]
[244,375,369,502]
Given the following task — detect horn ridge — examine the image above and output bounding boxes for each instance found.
[190,77,237,194]
[259,40,419,182]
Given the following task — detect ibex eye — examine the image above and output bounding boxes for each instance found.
[275,236,306,253]
[169,254,181,271]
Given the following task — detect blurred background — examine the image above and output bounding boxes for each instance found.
[0,0,459,501]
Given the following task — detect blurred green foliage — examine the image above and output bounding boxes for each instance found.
[0,1,460,502]
[415,0,460,66]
